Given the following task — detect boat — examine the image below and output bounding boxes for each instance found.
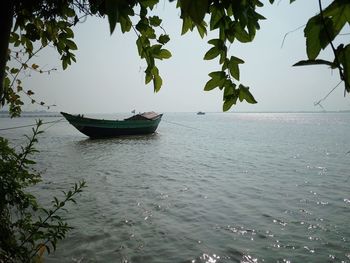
[61,111,163,138]
[197,111,205,115]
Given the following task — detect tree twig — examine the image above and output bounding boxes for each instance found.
[281,24,305,48]
[314,80,342,108]
[8,45,45,91]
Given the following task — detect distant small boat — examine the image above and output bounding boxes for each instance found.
[197,111,205,115]
[61,111,162,138]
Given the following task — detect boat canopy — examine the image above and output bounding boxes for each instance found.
[124,111,160,121]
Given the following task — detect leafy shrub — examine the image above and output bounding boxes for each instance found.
[0,120,86,262]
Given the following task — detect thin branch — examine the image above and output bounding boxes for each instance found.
[159,25,167,35]
[281,24,305,48]
[7,46,57,109]
[29,223,71,260]
[314,80,342,108]
[19,182,85,252]
[10,53,57,75]
[315,102,326,111]
[17,120,42,171]
[9,54,23,65]
[8,45,45,90]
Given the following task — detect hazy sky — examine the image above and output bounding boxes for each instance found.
[19,0,350,113]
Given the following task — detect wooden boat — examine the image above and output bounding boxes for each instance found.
[61,111,162,138]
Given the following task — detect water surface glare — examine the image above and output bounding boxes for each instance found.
[1,112,349,262]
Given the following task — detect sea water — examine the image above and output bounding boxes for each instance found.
[1,112,349,262]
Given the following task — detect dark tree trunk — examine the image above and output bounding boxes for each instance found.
[0,0,14,103]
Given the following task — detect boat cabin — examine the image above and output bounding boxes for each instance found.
[124,111,160,121]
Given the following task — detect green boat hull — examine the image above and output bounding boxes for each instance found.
[61,112,162,138]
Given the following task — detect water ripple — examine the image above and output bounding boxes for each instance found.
[2,113,349,262]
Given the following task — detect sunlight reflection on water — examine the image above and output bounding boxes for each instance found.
[1,112,349,262]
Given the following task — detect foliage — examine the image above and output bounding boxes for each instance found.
[1,0,349,115]
[293,0,350,93]
[0,0,348,260]
[2,0,80,117]
[0,121,86,262]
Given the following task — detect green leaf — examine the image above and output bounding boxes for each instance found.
[10,68,20,74]
[293,59,334,67]
[136,36,148,57]
[65,8,76,17]
[153,75,162,92]
[247,21,257,39]
[139,0,158,9]
[234,24,252,43]
[9,32,19,43]
[304,16,329,60]
[136,19,148,32]
[223,81,236,97]
[158,49,172,59]
[208,71,225,79]
[222,92,238,111]
[149,16,162,27]
[204,72,226,91]
[196,21,207,38]
[231,56,244,64]
[145,71,152,84]
[62,58,68,70]
[151,44,162,56]
[106,0,119,34]
[71,54,76,63]
[323,1,350,35]
[204,47,220,60]
[153,73,162,92]
[180,0,208,25]
[136,20,156,38]
[338,44,350,92]
[204,78,220,91]
[65,39,77,50]
[228,56,244,81]
[219,50,226,65]
[181,16,193,35]
[120,16,132,33]
[64,27,74,38]
[238,84,257,104]
[158,34,170,44]
[223,99,233,111]
[153,47,172,60]
[25,38,33,54]
[209,5,225,30]
[208,39,223,47]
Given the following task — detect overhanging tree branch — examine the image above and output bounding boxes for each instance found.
[318,0,350,94]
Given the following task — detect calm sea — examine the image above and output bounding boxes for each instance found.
[1,112,350,262]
